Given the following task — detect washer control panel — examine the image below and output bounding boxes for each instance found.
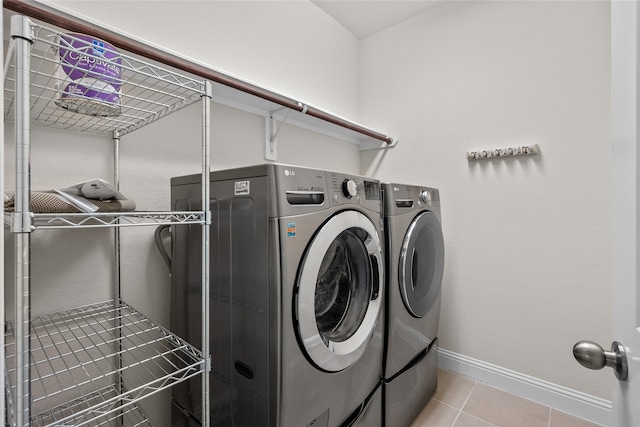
[383,183,441,218]
[274,164,381,213]
[328,172,380,209]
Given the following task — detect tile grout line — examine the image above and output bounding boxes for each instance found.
[450,379,478,427]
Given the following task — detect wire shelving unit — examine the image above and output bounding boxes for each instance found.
[3,15,211,427]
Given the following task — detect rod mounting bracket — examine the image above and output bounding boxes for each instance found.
[359,135,399,151]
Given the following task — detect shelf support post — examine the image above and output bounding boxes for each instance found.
[201,80,212,427]
[111,129,125,426]
[11,14,34,427]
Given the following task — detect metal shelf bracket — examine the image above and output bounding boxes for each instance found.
[265,107,293,160]
[263,102,398,159]
[10,213,33,233]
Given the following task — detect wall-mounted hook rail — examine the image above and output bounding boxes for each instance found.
[466,144,540,161]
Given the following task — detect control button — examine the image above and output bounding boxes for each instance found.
[342,179,358,198]
[419,190,432,204]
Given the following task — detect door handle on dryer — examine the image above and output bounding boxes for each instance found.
[369,252,382,300]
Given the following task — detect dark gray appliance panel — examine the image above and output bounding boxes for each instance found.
[171,176,272,426]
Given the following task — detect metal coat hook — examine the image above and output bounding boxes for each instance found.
[466,144,540,160]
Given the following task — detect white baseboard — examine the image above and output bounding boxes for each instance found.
[438,348,612,427]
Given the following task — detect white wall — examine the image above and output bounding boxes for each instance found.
[360,0,613,401]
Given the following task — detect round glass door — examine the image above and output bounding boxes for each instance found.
[399,211,445,318]
[296,210,383,372]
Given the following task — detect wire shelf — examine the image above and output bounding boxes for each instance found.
[4,19,206,137]
[35,211,204,230]
[4,211,205,231]
[31,385,157,427]
[4,299,203,427]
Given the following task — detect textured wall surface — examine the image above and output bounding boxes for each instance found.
[359,0,613,399]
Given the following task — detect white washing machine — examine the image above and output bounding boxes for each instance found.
[170,163,384,426]
[381,183,445,427]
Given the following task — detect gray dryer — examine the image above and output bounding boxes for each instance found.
[381,183,445,427]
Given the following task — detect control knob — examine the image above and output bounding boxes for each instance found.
[419,190,432,204]
[342,179,358,198]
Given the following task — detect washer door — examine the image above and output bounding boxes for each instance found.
[399,211,445,318]
[296,210,384,372]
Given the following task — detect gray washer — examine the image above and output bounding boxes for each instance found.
[170,163,384,426]
[382,183,444,427]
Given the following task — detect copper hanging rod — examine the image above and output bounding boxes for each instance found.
[3,0,394,145]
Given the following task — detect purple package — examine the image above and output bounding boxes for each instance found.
[55,33,123,116]
[58,33,122,89]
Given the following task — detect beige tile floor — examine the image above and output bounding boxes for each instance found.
[410,369,603,427]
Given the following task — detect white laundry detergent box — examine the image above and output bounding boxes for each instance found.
[55,33,123,117]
